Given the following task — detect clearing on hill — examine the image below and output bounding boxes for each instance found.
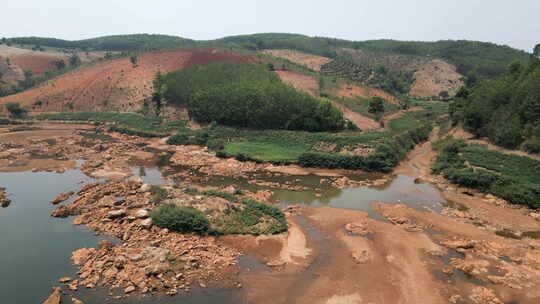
[0,48,255,113]
[274,70,382,131]
[332,83,400,105]
[262,49,332,71]
[409,59,463,98]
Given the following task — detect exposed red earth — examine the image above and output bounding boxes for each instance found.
[0,48,256,113]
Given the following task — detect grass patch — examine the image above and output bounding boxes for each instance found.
[35,112,186,137]
[224,141,309,162]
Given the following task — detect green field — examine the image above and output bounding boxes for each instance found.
[224,141,309,162]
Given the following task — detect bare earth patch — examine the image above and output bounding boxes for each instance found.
[262,49,332,71]
[410,59,464,98]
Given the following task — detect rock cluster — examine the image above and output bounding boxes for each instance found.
[53,180,239,295]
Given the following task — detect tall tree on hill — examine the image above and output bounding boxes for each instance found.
[130,55,138,67]
[535,44,540,58]
[69,54,81,67]
[152,71,164,117]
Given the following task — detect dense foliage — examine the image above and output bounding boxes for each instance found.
[298,123,432,172]
[151,205,210,234]
[451,56,540,151]
[162,62,346,131]
[433,140,540,209]
[167,121,430,172]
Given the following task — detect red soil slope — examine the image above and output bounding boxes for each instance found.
[0,48,255,113]
[333,83,400,105]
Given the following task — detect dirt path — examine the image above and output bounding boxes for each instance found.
[329,100,382,131]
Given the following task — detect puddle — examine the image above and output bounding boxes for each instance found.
[273,174,446,221]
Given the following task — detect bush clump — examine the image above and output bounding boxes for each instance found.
[150,204,210,234]
[433,139,540,209]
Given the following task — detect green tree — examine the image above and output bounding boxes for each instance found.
[368,97,385,113]
[19,70,35,89]
[130,55,138,66]
[5,102,27,118]
[508,61,523,74]
[439,90,450,100]
[464,71,479,87]
[318,76,325,95]
[69,54,81,67]
[534,44,540,58]
[51,59,66,70]
[151,71,164,116]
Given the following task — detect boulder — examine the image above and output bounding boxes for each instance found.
[140,218,153,229]
[50,191,74,204]
[135,209,150,219]
[107,209,126,219]
[140,184,152,192]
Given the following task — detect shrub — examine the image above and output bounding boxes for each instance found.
[151,205,210,234]
[5,102,27,118]
[150,186,168,204]
[368,97,385,113]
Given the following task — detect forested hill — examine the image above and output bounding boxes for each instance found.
[451,52,540,152]
[3,33,529,78]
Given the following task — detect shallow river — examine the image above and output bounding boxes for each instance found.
[0,164,446,303]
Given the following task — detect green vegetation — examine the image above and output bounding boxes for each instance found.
[224,141,308,162]
[451,55,540,151]
[7,34,195,51]
[177,189,287,235]
[433,139,540,208]
[5,102,27,118]
[167,122,430,172]
[333,96,400,120]
[151,205,210,234]
[299,124,431,172]
[7,33,526,79]
[162,62,279,105]
[162,62,346,132]
[35,112,186,137]
[150,186,168,204]
[368,97,385,114]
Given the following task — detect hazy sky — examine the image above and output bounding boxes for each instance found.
[2,0,539,51]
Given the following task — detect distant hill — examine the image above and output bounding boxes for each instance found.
[5,34,195,52]
[4,33,529,78]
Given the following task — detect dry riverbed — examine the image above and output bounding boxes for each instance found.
[1,122,539,304]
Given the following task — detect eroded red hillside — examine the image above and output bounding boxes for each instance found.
[0,48,255,113]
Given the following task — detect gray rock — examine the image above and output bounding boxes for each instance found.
[107,209,126,219]
[140,218,153,229]
[135,209,149,219]
[140,184,152,192]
